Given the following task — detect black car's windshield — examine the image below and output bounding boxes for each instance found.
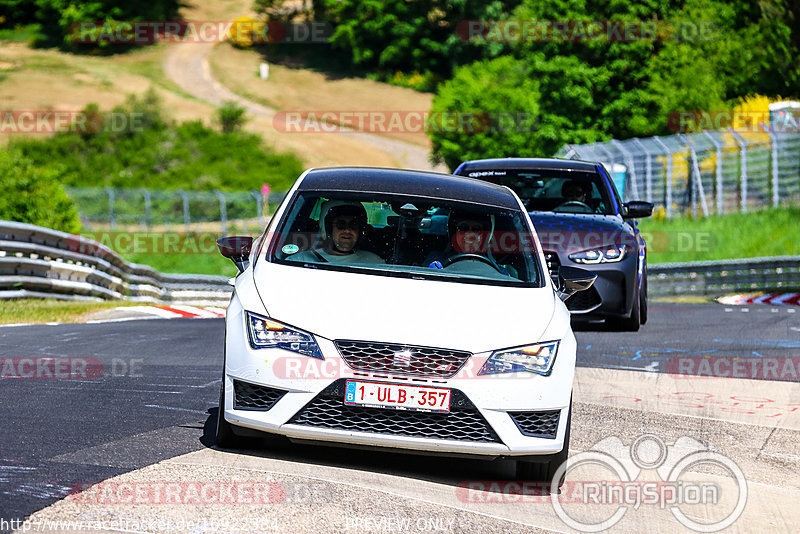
[459,168,616,215]
[269,191,542,287]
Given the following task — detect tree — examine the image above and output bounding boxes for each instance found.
[0,152,81,233]
[429,54,609,170]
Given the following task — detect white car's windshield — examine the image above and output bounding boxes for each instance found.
[269,192,543,286]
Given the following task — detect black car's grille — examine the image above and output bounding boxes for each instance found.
[233,380,287,411]
[335,340,471,378]
[509,410,560,438]
[565,285,602,312]
[288,379,501,443]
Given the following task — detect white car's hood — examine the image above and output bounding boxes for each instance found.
[252,262,556,354]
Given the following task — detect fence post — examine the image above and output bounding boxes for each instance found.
[679,134,708,217]
[252,190,263,221]
[142,188,151,229]
[179,190,190,231]
[214,190,227,233]
[653,137,673,218]
[701,131,724,215]
[611,140,640,199]
[632,138,653,203]
[728,128,748,213]
[104,186,115,229]
[759,122,780,208]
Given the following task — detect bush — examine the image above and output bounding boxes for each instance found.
[0,152,81,233]
[10,92,304,192]
[216,101,249,133]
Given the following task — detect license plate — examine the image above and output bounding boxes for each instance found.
[344,380,451,412]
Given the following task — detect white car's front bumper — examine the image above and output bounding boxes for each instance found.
[222,295,575,458]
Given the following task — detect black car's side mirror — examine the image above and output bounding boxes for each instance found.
[623,201,654,219]
[217,236,253,273]
[556,266,597,301]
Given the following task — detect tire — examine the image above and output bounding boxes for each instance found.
[215,378,238,448]
[608,281,641,331]
[516,400,572,488]
[639,265,648,325]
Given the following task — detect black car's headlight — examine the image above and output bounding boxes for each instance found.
[478,341,559,376]
[569,245,628,264]
[246,312,323,359]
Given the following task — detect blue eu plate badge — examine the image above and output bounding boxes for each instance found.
[345,381,356,402]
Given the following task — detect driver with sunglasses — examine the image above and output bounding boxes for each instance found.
[290,204,383,264]
[424,210,509,276]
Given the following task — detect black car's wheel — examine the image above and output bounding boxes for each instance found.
[215,379,238,448]
[516,400,572,488]
[608,283,641,331]
[639,265,648,325]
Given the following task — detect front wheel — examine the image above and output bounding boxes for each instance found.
[639,266,648,325]
[516,400,572,488]
[215,380,238,448]
[608,283,641,332]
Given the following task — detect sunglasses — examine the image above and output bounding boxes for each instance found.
[456,223,485,232]
[333,220,361,231]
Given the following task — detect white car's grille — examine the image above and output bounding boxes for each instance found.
[335,340,471,378]
[289,379,501,443]
[509,410,560,438]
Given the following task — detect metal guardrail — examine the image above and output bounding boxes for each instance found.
[649,256,800,297]
[0,221,232,305]
[0,221,797,304]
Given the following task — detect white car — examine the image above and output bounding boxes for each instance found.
[215,167,595,484]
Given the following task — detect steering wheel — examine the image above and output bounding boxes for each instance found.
[554,200,593,213]
[443,253,504,274]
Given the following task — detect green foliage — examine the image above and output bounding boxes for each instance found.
[0,0,181,50]
[430,54,609,170]
[312,0,517,78]
[8,92,304,192]
[428,0,800,164]
[0,151,81,233]
[215,101,249,134]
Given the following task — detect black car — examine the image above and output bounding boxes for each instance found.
[454,158,653,330]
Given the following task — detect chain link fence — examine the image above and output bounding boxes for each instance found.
[557,124,800,218]
[65,187,288,231]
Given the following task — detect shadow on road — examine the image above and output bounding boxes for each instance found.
[201,408,559,497]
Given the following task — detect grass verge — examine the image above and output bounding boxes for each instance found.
[0,299,140,325]
[124,252,237,277]
[638,206,800,263]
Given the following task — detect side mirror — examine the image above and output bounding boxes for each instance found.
[556,266,597,301]
[623,201,654,219]
[217,236,253,273]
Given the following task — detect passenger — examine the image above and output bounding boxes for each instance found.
[290,204,383,264]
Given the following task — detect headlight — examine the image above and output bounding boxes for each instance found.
[246,312,323,359]
[569,245,628,264]
[478,341,559,376]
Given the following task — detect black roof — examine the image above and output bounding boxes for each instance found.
[457,158,599,173]
[298,167,521,209]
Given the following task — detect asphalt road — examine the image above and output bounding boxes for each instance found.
[1,302,798,527]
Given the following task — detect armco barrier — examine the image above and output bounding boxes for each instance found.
[0,221,232,305]
[649,256,800,297]
[0,221,797,303]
